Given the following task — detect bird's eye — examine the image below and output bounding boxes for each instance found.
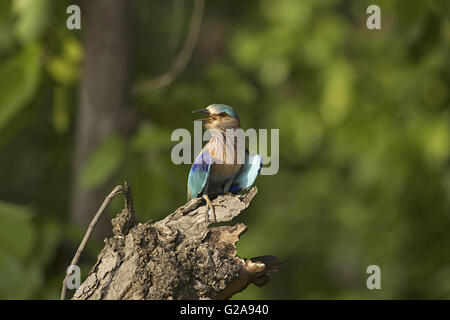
[219,112,228,117]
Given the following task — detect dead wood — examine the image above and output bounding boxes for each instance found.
[70,185,281,300]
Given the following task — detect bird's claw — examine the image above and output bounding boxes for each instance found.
[203,195,216,222]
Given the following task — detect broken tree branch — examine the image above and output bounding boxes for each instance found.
[69,185,281,300]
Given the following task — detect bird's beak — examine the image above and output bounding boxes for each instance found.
[192,108,210,122]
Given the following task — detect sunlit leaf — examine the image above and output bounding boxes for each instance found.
[47,56,80,85]
[80,135,125,188]
[0,44,41,132]
[320,60,354,125]
[47,35,83,85]
[13,0,51,44]
[132,122,171,152]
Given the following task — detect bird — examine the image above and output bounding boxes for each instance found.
[187,104,263,221]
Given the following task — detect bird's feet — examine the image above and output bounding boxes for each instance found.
[203,195,216,222]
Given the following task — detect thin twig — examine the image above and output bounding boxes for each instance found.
[60,185,126,300]
[132,0,205,94]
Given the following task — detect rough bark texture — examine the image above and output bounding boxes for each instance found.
[72,187,281,300]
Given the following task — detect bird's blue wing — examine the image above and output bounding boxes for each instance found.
[228,152,263,194]
[187,149,212,199]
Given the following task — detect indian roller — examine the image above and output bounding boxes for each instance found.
[187,104,263,221]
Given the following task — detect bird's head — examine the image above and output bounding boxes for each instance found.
[193,104,241,130]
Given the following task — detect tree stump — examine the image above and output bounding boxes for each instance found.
[71,187,281,300]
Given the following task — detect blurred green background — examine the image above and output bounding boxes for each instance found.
[0,0,449,299]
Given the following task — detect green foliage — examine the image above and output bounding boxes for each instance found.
[0,44,41,133]
[80,135,125,188]
[47,35,83,85]
[0,201,35,260]
[0,201,61,299]
[13,0,51,44]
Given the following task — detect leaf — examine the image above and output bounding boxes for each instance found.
[47,57,76,85]
[47,35,83,85]
[132,122,171,152]
[320,60,354,125]
[52,86,70,133]
[63,35,84,63]
[0,200,35,260]
[80,135,125,188]
[0,44,41,133]
[13,0,51,44]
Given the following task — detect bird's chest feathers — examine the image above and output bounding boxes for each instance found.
[210,162,241,181]
[207,134,242,182]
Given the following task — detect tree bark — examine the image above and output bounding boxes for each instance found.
[71,0,133,234]
[71,187,281,300]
